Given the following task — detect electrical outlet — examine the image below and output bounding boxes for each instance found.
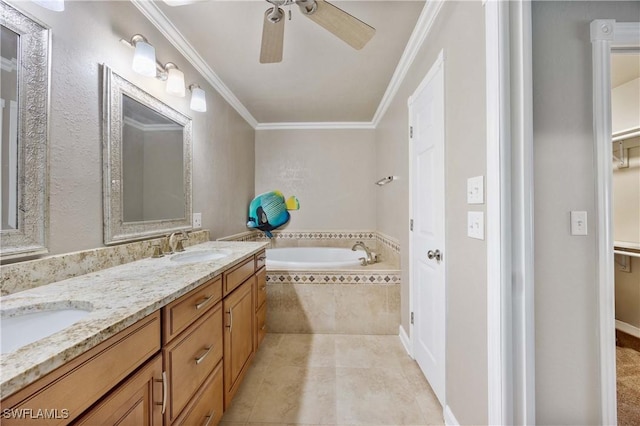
[467,176,484,204]
[467,211,484,240]
[570,211,587,236]
[193,213,202,228]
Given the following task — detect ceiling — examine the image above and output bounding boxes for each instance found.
[611,53,640,88]
[152,0,425,124]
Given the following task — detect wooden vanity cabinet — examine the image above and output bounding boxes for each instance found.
[223,277,255,409]
[161,276,224,425]
[74,354,163,426]
[1,312,161,425]
[1,250,266,426]
[254,266,267,349]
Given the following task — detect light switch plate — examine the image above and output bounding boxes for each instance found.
[468,211,484,240]
[193,213,202,228]
[467,176,484,204]
[570,211,587,236]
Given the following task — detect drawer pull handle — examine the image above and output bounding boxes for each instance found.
[154,371,167,414]
[226,309,233,332]
[261,286,266,291]
[195,346,213,364]
[261,324,266,331]
[202,411,215,426]
[257,255,266,261]
[195,295,213,310]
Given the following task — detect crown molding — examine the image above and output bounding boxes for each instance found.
[371,0,444,127]
[130,0,259,128]
[255,121,376,131]
[132,0,443,131]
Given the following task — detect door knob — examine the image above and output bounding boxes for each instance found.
[427,249,442,261]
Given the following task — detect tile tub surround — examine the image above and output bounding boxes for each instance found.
[220,230,402,334]
[0,240,268,399]
[0,230,210,296]
[267,267,401,335]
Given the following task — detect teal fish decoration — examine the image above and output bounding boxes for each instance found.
[247,190,300,237]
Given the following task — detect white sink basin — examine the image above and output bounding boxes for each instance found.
[1,305,92,354]
[170,249,232,264]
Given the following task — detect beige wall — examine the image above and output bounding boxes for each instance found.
[7,0,255,256]
[532,2,640,424]
[375,2,487,424]
[255,129,376,231]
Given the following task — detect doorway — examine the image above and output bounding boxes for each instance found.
[610,50,640,426]
[408,51,446,407]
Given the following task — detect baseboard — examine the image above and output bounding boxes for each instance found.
[399,325,412,357]
[616,319,640,338]
[444,405,460,426]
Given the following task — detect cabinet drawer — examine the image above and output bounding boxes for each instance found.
[163,276,222,343]
[256,302,267,349]
[223,257,254,296]
[75,354,163,426]
[164,302,223,423]
[1,312,161,425]
[255,267,267,310]
[173,362,223,426]
[255,250,266,270]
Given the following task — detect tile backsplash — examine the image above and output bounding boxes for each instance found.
[0,230,209,296]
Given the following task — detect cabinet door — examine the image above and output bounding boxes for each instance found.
[223,278,255,408]
[75,354,163,426]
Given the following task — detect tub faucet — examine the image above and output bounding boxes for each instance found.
[352,241,375,266]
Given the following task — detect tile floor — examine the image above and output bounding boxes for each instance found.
[220,333,444,425]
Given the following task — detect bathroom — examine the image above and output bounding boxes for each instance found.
[1,1,640,425]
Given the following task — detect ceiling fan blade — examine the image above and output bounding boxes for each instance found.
[260,7,285,64]
[303,0,375,50]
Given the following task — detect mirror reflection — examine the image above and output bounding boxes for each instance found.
[122,95,185,223]
[1,26,19,231]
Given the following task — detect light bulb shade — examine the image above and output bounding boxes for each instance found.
[166,68,186,97]
[132,41,156,77]
[190,87,207,112]
[32,0,64,11]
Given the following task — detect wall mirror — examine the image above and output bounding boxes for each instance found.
[103,65,192,244]
[0,2,50,260]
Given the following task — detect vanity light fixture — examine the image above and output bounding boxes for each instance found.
[120,34,157,78]
[32,0,64,11]
[163,63,186,97]
[189,84,207,112]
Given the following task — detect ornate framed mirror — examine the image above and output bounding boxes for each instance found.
[0,2,50,260]
[102,65,192,244]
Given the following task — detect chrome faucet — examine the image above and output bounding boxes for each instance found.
[351,241,375,266]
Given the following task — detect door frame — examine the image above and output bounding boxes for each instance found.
[591,19,640,426]
[408,48,447,413]
[485,1,535,425]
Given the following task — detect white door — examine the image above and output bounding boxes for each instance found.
[409,53,445,406]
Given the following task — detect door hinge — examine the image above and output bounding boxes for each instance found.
[411,312,414,325]
[409,126,413,138]
[410,219,414,231]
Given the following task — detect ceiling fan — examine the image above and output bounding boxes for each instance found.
[260,0,376,64]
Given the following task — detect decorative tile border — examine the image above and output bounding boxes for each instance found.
[254,230,377,241]
[1,230,210,296]
[375,232,401,254]
[266,271,400,285]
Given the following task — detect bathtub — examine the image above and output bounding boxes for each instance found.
[266,247,364,269]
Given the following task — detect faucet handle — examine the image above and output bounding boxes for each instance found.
[151,242,164,258]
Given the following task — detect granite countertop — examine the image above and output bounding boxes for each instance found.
[0,241,269,399]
